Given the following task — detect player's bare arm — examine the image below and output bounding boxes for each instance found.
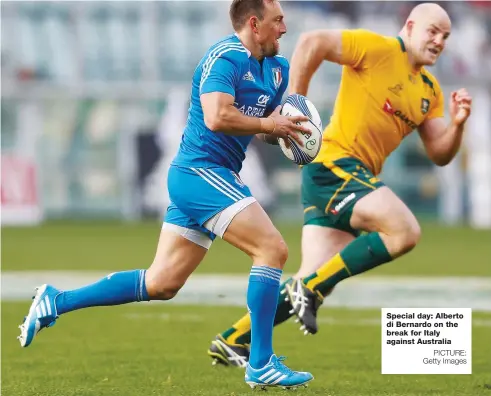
[418,88,472,166]
[201,92,309,146]
[289,30,342,95]
[256,109,281,145]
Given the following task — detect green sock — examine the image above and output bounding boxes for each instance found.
[303,232,392,295]
[220,278,294,345]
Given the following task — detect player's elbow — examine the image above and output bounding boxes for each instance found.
[298,32,323,55]
[204,116,219,132]
[433,157,451,167]
[203,107,229,132]
[428,151,452,167]
[298,30,340,62]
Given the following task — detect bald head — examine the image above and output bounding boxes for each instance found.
[406,3,451,27]
[400,3,451,68]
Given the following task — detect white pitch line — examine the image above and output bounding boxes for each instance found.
[2,271,491,311]
[122,313,491,327]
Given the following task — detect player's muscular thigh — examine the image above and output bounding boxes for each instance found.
[223,202,288,269]
[350,186,421,258]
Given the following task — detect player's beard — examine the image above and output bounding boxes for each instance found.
[262,41,279,58]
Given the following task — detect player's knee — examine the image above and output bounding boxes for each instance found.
[393,220,421,255]
[257,234,289,269]
[276,238,289,268]
[404,221,421,252]
[145,278,183,301]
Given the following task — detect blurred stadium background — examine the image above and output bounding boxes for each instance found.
[2,1,490,395]
[2,0,491,226]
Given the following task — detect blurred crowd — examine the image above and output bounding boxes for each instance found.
[2,1,491,85]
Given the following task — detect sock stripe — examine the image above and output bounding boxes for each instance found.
[251,266,282,277]
[251,266,282,281]
[250,268,282,279]
[250,271,282,283]
[138,270,144,301]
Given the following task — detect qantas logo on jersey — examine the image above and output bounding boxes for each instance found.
[383,99,418,130]
[272,67,282,89]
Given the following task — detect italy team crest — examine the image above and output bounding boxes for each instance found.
[272,67,282,89]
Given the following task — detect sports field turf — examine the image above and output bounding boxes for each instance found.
[2,221,490,275]
[2,304,491,396]
[2,221,490,395]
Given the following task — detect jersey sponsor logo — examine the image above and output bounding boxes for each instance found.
[330,193,356,215]
[236,103,266,117]
[388,83,404,96]
[256,94,271,108]
[383,99,418,129]
[383,99,394,113]
[234,95,270,117]
[272,67,282,89]
[243,71,255,82]
[421,98,430,114]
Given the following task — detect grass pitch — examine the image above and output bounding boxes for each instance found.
[2,221,490,395]
[2,221,490,276]
[2,304,491,396]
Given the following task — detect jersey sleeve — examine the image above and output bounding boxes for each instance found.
[271,62,290,110]
[199,50,242,97]
[340,29,390,69]
[426,82,445,119]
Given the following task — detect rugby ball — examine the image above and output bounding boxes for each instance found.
[278,94,323,165]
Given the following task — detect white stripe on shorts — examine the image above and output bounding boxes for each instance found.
[199,168,245,200]
[191,168,241,201]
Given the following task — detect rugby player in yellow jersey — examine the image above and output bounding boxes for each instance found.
[207,3,473,367]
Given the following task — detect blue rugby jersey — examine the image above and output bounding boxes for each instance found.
[172,34,289,173]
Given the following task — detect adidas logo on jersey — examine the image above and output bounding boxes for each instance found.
[243,71,255,82]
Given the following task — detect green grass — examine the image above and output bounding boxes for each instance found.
[2,303,490,396]
[2,221,490,276]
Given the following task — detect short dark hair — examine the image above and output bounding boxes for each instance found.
[229,0,272,32]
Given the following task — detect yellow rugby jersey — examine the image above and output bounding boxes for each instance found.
[314,29,445,175]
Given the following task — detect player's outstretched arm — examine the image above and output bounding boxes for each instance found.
[289,30,343,96]
[201,92,308,146]
[418,88,472,166]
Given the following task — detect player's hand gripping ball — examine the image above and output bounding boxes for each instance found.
[279,94,323,165]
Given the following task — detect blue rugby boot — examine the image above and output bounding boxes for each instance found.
[18,284,60,347]
[245,354,313,390]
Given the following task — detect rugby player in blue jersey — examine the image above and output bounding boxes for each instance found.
[18,0,313,389]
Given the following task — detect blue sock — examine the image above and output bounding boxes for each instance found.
[247,265,282,369]
[55,270,149,315]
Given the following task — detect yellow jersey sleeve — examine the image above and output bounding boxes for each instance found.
[340,29,390,69]
[426,83,445,119]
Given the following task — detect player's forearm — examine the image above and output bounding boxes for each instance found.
[431,121,465,166]
[204,105,274,136]
[289,34,325,96]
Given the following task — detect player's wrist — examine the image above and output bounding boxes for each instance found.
[260,117,276,135]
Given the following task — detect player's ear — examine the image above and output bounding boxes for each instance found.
[406,20,414,37]
[249,16,259,33]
